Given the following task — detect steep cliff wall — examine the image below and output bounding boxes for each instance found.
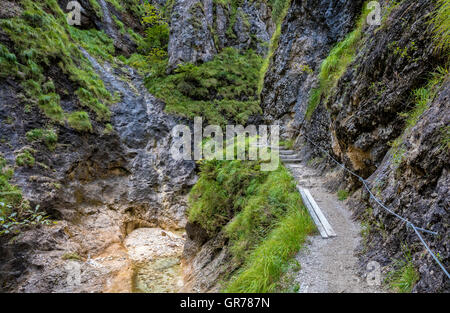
[167,0,275,72]
[260,0,363,136]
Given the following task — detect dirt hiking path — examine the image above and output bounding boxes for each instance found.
[282,154,384,293]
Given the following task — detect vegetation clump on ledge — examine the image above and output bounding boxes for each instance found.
[0,0,115,133]
[188,148,315,292]
[146,48,263,126]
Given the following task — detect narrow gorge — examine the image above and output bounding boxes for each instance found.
[0,0,448,294]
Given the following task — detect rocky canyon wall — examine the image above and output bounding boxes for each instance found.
[259,0,449,292]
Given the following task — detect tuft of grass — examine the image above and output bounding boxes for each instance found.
[37,93,65,123]
[258,0,291,94]
[430,0,450,53]
[389,137,406,167]
[0,155,23,218]
[89,0,103,18]
[67,112,93,133]
[15,149,35,168]
[62,252,83,261]
[279,139,294,150]
[224,207,314,293]
[385,245,420,293]
[188,159,266,236]
[26,128,58,151]
[337,190,349,201]
[0,44,19,78]
[68,26,115,63]
[306,2,371,120]
[106,0,124,12]
[391,66,448,166]
[440,126,450,150]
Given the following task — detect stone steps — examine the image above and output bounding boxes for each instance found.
[279,150,296,155]
[281,158,303,163]
[280,154,301,160]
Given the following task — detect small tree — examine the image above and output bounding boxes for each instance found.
[140,3,170,76]
[141,3,169,52]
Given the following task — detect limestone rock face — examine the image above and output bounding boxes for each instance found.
[167,0,218,73]
[260,0,363,138]
[0,49,196,292]
[167,0,275,73]
[356,83,449,293]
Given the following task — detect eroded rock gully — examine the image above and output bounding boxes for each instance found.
[0,47,196,294]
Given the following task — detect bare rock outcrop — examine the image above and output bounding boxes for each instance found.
[167,0,275,73]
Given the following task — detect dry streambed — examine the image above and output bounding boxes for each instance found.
[81,227,186,293]
[124,228,185,293]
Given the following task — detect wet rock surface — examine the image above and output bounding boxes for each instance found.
[58,0,141,55]
[182,226,234,292]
